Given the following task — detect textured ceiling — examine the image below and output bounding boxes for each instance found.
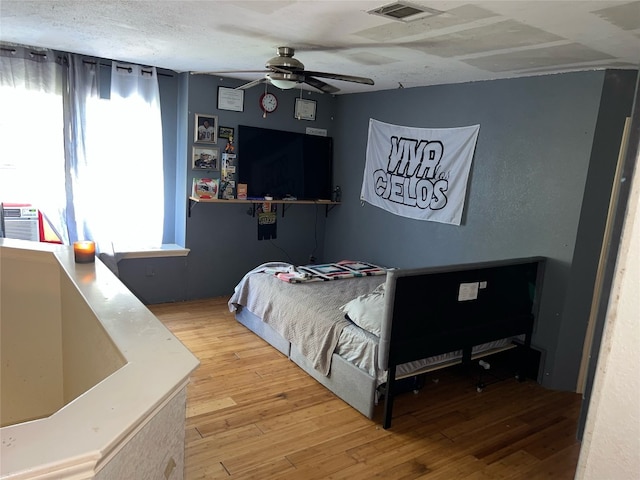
[0,0,638,94]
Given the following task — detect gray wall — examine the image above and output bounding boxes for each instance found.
[117,69,637,392]
[323,70,629,391]
[575,70,639,440]
[139,73,337,300]
[555,70,638,391]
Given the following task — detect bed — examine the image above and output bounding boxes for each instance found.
[228,257,546,428]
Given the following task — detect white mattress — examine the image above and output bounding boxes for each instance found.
[335,321,514,386]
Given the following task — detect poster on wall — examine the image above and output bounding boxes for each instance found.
[257,202,277,240]
[361,118,479,225]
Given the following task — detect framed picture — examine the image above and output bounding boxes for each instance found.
[192,146,220,171]
[294,98,317,121]
[218,126,234,140]
[192,177,219,199]
[217,86,244,112]
[194,113,218,144]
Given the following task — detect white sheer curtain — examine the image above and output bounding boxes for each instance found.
[1,47,165,254]
[68,59,165,252]
[66,55,100,244]
[0,47,68,242]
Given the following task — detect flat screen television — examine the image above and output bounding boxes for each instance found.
[238,125,333,200]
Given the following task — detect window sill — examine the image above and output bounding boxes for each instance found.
[116,244,190,260]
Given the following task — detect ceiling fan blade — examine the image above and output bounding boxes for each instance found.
[303,70,374,85]
[236,77,267,90]
[304,76,340,94]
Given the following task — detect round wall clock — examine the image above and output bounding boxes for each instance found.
[259,92,278,113]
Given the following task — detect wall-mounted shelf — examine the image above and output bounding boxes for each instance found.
[188,197,340,218]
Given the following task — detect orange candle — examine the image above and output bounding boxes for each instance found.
[73,241,95,263]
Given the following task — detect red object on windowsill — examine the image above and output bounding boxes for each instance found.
[2,202,63,244]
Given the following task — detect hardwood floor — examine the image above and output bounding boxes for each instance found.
[150,297,582,480]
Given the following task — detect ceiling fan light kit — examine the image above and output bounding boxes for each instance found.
[269,78,297,90]
[267,72,301,90]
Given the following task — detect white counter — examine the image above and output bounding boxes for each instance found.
[0,239,199,479]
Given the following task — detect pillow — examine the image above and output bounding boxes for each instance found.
[340,282,386,336]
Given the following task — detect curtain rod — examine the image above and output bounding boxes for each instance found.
[82,59,173,78]
[1,46,66,64]
[0,46,172,77]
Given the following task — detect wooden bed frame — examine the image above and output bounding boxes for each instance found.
[234,256,546,429]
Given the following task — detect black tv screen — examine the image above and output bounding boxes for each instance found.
[238,125,333,200]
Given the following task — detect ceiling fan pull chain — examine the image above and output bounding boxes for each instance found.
[263,82,268,118]
[296,85,303,120]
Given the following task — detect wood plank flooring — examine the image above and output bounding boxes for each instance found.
[150,297,582,480]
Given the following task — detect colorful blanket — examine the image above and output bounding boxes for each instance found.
[276,260,386,283]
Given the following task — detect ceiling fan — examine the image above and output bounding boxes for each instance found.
[205,46,374,94]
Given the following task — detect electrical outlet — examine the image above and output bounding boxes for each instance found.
[308,255,316,264]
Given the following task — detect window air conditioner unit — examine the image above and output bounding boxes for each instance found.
[3,206,42,241]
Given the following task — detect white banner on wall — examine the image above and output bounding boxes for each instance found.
[361,118,479,225]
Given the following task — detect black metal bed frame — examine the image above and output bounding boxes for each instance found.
[380,256,546,429]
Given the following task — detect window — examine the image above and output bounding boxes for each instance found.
[72,64,165,251]
[0,88,65,204]
[0,50,67,242]
[0,47,167,252]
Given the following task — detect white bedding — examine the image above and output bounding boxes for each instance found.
[336,322,512,385]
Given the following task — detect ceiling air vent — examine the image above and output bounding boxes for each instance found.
[368,2,443,22]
